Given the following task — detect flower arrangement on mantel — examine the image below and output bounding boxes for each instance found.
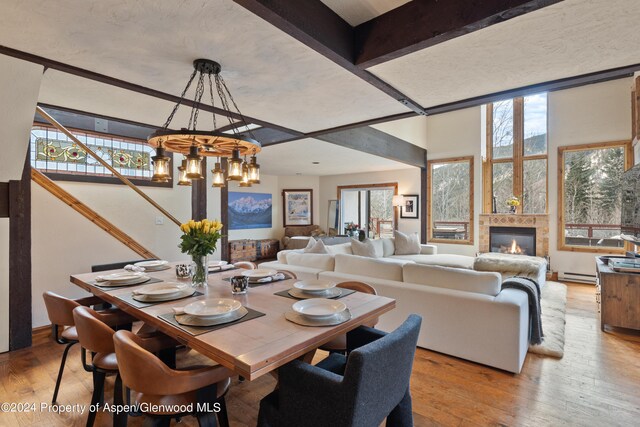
[344,222,360,237]
[179,219,224,286]
[506,196,520,214]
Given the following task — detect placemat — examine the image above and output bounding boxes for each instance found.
[114,291,204,309]
[274,288,356,300]
[90,277,163,290]
[157,307,266,336]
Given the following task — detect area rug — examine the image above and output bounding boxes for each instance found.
[529,281,567,358]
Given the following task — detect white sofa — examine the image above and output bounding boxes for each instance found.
[261,239,532,373]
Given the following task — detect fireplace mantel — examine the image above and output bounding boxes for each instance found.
[479,214,549,257]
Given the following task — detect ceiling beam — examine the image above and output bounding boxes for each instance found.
[355,0,563,69]
[317,126,426,168]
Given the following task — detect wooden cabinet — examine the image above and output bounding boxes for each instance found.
[229,239,279,263]
[596,258,640,331]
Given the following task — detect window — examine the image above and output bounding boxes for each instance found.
[30,124,170,187]
[338,183,397,238]
[484,93,548,214]
[559,141,632,252]
[428,157,474,244]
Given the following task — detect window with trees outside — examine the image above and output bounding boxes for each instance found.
[338,183,397,238]
[428,156,474,244]
[559,141,632,252]
[484,93,547,214]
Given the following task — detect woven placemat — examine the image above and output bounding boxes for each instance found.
[157,307,265,336]
[274,288,355,300]
[114,290,203,309]
[90,277,163,290]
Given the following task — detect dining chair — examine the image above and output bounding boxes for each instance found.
[113,329,233,427]
[319,281,378,354]
[277,270,297,280]
[42,291,133,404]
[257,314,422,427]
[73,306,177,427]
[91,259,151,272]
[234,261,257,270]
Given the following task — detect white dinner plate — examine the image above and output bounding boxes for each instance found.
[184,299,242,318]
[292,298,347,319]
[134,260,169,269]
[98,275,150,287]
[133,282,189,297]
[241,269,277,279]
[209,261,228,268]
[98,272,145,283]
[293,279,336,294]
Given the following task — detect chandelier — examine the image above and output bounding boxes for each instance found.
[148,59,261,187]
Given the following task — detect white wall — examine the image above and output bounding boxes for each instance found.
[319,168,421,236]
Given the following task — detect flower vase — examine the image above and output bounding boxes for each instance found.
[190,255,209,287]
[509,205,517,214]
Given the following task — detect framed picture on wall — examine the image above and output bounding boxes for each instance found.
[400,194,419,219]
[283,189,313,226]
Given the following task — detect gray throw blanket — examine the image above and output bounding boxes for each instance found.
[502,276,544,345]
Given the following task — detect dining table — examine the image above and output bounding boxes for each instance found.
[70,263,396,381]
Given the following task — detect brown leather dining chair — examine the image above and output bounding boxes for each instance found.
[320,281,378,353]
[42,291,132,404]
[113,329,233,427]
[73,306,176,427]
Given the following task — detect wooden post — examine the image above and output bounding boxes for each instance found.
[191,158,207,221]
[220,158,229,262]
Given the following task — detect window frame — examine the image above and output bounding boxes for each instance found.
[557,140,633,254]
[31,123,173,188]
[336,182,399,236]
[483,96,549,214]
[427,156,474,245]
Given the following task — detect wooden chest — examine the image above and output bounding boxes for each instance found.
[228,239,279,263]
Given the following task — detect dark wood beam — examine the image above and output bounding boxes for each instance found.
[0,45,303,136]
[9,150,31,350]
[355,0,563,68]
[317,126,426,168]
[420,164,428,244]
[0,182,8,218]
[220,159,229,262]
[191,159,207,221]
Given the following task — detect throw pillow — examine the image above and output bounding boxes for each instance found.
[303,238,328,254]
[394,230,421,255]
[350,238,379,258]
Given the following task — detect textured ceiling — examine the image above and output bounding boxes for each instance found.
[0,0,405,133]
[258,138,412,176]
[369,0,640,108]
[319,0,410,26]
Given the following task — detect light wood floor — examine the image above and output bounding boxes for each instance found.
[1,283,639,427]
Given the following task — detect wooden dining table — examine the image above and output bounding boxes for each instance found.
[70,264,395,381]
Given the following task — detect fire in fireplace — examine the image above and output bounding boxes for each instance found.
[490,227,536,256]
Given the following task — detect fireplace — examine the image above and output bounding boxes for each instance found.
[489,227,536,256]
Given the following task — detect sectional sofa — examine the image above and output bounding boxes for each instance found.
[261,239,533,373]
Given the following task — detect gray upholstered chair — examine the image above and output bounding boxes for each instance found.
[257,314,422,427]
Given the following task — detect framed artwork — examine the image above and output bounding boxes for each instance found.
[228,192,273,230]
[283,189,313,226]
[400,194,419,219]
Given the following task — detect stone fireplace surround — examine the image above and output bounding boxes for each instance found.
[479,214,549,257]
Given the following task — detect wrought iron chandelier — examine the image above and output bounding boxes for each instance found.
[149,59,261,187]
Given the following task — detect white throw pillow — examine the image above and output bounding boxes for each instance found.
[303,239,328,254]
[394,230,420,255]
[325,242,353,255]
[381,238,395,257]
[350,238,379,258]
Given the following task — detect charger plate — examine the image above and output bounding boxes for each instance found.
[176,306,249,327]
[284,309,351,327]
[288,287,342,300]
[132,288,196,303]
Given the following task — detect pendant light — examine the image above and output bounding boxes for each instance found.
[248,154,260,184]
[211,158,225,188]
[227,148,243,181]
[151,142,171,182]
[239,159,252,187]
[185,145,203,180]
[177,158,192,186]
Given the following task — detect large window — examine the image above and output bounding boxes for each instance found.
[428,157,474,244]
[338,183,397,238]
[30,124,170,187]
[484,93,548,214]
[558,141,632,252]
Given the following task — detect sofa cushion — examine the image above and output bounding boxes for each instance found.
[334,254,407,281]
[390,253,475,269]
[381,238,395,257]
[350,238,380,258]
[303,238,328,254]
[276,249,303,264]
[403,263,501,296]
[394,230,421,255]
[325,242,353,255]
[286,253,335,271]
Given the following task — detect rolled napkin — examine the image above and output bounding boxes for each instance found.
[124,264,146,272]
[252,273,286,283]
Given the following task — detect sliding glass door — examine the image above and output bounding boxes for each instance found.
[339,185,396,238]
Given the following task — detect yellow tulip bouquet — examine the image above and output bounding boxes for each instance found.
[179,219,224,286]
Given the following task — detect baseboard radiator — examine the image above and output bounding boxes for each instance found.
[558,271,597,284]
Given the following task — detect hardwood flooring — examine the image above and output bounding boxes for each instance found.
[1,283,639,427]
